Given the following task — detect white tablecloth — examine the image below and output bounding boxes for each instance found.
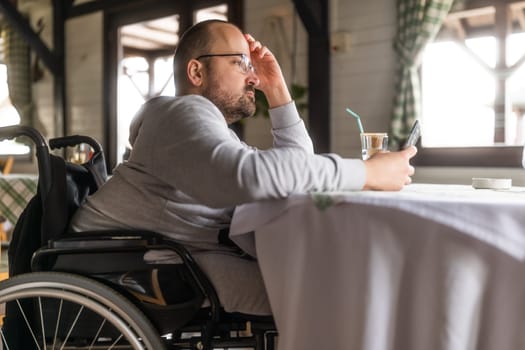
[230,184,525,350]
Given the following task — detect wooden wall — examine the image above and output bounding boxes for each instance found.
[66,13,104,141]
[243,0,397,159]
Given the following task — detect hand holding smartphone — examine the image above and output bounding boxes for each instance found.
[403,120,421,149]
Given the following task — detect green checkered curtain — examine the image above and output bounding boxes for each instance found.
[1,21,37,130]
[390,0,454,149]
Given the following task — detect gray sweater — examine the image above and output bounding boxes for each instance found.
[69,95,365,315]
[71,95,365,248]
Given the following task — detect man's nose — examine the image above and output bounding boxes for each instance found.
[246,71,259,87]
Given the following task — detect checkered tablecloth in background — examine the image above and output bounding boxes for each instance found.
[0,175,38,226]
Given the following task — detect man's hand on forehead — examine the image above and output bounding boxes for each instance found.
[244,34,270,59]
[243,32,290,107]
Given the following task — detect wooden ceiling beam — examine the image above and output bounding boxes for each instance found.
[0,0,59,75]
[120,30,176,46]
[123,47,174,58]
[67,0,158,18]
[293,0,326,33]
[444,18,467,40]
[465,0,524,9]
[447,6,495,21]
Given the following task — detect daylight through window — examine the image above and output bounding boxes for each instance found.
[421,2,525,149]
[0,63,29,155]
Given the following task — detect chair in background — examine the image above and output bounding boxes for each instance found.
[0,156,14,175]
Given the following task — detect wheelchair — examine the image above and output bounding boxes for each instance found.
[0,125,277,350]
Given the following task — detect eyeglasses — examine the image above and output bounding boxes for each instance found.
[195,53,255,74]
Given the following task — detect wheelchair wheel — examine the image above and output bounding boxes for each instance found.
[0,271,165,349]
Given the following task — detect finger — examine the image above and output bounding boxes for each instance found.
[405,176,412,185]
[244,33,256,46]
[250,40,263,51]
[256,45,271,58]
[408,165,415,176]
[402,146,417,159]
[244,34,262,50]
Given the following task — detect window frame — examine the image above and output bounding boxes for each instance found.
[416,0,525,168]
[414,145,523,167]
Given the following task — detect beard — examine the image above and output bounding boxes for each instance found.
[202,78,256,124]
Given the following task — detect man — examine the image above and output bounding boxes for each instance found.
[71,20,416,316]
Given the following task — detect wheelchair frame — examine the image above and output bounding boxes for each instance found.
[0,125,277,350]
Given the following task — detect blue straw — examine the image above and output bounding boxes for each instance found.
[345,107,364,134]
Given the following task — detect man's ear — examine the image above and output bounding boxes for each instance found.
[187,59,204,87]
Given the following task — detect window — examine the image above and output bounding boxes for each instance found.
[419,1,525,166]
[0,63,29,155]
[114,4,229,164]
[117,15,179,163]
[117,54,176,162]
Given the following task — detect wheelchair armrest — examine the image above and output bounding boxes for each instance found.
[49,234,152,250]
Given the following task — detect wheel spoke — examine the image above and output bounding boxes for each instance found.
[1,326,12,350]
[53,299,64,350]
[88,317,108,349]
[38,297,47,350]
[16,299,42,350]
[108,333,124,349]
[59,305,84,350]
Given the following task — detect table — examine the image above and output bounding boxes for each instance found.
[230,184,525,350]
[0,174,38,229]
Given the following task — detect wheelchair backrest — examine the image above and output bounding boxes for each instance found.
[0,126,108,277]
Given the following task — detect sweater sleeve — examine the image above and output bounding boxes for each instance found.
[132,95,366,208]
[268,101,314,154]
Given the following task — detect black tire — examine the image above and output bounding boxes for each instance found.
[0,271,165,349]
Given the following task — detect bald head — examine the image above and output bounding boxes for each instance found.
[173,20,246,94]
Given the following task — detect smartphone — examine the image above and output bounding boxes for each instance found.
[403,120,421,149]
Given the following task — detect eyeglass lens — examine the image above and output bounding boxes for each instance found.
[240,55,254,74]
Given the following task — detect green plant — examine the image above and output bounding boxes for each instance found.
[255,83,308,117]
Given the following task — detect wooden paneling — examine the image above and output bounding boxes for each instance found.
[66,13,104,141]
[330,0,397,156]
